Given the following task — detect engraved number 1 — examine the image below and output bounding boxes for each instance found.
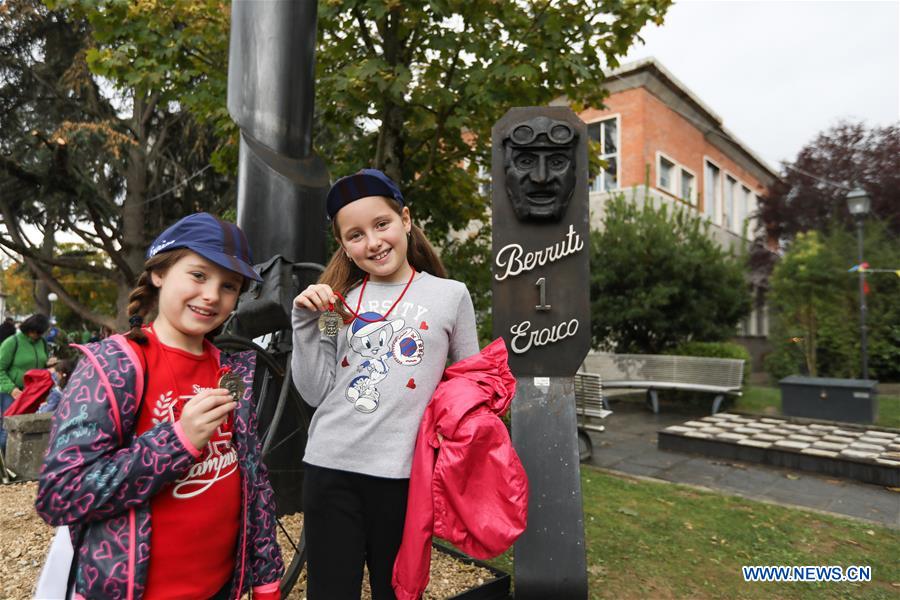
[535,277,551,311]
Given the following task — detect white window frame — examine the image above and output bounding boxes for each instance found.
[679,165,698,206]
[750,193,762,238]
[723,172,738,232]
[655,151,677,195]
[655,152,698,207]
[587,114,620,193]
[738,185,752,237]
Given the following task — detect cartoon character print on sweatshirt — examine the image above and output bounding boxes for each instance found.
[345,311,424,413]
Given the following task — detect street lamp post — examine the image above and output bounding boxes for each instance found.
[846,188,871,380]
[47,292,58,321]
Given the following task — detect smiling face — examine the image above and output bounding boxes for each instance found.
[150,251,243,352]
[335,195,413,283]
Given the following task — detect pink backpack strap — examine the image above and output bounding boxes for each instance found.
[108,335,145,408]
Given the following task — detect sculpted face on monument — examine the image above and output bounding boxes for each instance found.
[503,116,578,221]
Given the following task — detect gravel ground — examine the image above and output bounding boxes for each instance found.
[1,482,496,599]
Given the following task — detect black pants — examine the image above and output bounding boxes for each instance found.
[302,463,409,600]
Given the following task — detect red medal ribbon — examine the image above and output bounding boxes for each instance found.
[333,267,416,323]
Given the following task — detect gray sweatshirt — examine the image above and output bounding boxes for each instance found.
[291,272,479,479]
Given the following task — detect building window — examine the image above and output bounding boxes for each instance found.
[657,155,675,193]
[655,153,697,206]
[724,175,737,231]
[738,185,752,236]
[704,160,720,220]
[588,116,619,193]
[750,193,762,236]
[680,168,696,205]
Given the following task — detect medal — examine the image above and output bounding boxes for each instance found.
[217,368,244,401]
[318,304,342,337]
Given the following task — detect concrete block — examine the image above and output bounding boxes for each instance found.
[5,413,52,481]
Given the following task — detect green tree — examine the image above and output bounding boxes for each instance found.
[0,0,233,329]
[316,0,671,236]
[315,0,670,325]
[589,194,751,354]
[3,0,672,330]
[765,223,900,381]
[764,231,844,377]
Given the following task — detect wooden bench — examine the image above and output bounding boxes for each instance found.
[581,352,744,415]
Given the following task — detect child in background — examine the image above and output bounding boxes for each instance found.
[291,169,480,599]
[36,212,283,600]
[36,358,75,413]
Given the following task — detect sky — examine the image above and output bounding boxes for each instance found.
[619,0,900,171]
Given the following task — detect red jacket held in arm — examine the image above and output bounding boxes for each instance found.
[392,338,528,600]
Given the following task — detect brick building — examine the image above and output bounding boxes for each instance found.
[576,57,779,343]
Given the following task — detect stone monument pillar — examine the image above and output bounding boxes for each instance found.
[491,107,590,599]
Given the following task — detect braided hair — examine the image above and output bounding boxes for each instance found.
[125,248,191,344]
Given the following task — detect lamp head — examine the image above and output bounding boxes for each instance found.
[846,187,871,218]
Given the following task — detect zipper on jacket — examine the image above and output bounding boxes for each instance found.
[127,508,136,600]
[235,477,248,599]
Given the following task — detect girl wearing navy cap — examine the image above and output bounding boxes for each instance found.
[291,170,480,599]
[36,212,284,600]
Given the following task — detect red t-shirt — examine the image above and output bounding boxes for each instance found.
[135,329,241,599]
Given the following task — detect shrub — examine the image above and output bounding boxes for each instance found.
[590,194,751,354]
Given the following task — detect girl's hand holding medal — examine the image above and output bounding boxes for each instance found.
[179,387,237,451]
[294,284,342,337]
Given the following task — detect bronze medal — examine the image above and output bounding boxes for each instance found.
[218,371,244,401]
[318,310,342,337]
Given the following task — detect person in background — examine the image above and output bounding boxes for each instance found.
[36,358,75,413]
[0,317,15,346]
[0,313,50,449]
[45,319,60,345]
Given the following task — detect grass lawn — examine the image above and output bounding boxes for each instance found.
[485,467,900,599]
[735,386,900,429]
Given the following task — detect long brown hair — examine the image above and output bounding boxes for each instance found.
[319,197,446,320]
[124,249,192,344]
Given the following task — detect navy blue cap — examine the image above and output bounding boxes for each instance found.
[325,169,404,220]
[146,212,262,282]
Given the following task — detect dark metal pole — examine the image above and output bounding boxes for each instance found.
[227,0,329,515]
[856,218,868,379]
[227,0,329,266]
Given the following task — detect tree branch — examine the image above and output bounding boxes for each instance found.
[0,235,114,277]
[0,199,117,329]
[353,6,378,55]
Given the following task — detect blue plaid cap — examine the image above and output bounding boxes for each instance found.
[325,169,404,220]
[145,212,262,282]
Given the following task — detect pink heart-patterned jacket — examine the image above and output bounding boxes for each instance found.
[35,334,284,599]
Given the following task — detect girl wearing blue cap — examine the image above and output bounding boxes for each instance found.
[291,170,480,599]
[36,213,284,600]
